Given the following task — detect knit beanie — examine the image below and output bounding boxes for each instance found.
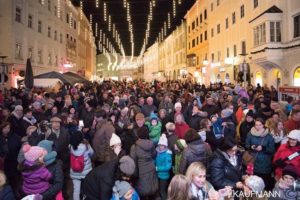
[150,112,159,121]
[184,128,201,143]
[119,156,135,176]
[175,139,187,151]
[287,130,300,142]
[23,144,45,162]
[110,133,122,147]
[137,126,149,139]
[282,165,298,179]
[158,134,168,146]
[245,175,265,193]
[38,140,57,166]
[112,180,132,199]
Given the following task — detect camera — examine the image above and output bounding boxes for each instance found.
[293,180,300,191]
[38,120,51,133]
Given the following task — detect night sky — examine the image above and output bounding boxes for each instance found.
[72,0,196,56]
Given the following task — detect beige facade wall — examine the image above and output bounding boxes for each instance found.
[0,0,95,87]
[143,42,159,82]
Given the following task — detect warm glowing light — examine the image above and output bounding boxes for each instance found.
[96,0,99,8]
[89,14,92,29]
[168,13,171,29]
[104,2,107,21]
[108,15,111,31]
[173,0,176,18]
[57,0,61,18]
[80,0,83,20]
[95,22,98,37]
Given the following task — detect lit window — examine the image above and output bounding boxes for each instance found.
[294,67,300,86]
[225,18,229,29]
[217,24,220,34]
[48,53,52,65]
[28,47,33,60]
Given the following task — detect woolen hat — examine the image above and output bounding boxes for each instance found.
[137,126,149,139]
[119,156,135,176]
[282,165,298,179]
[184,128,201,143]
[23,144,45,162]
[245,175,265,193]
[175,139,187,151]
[38,140,57,166]
[287,130,300,142]
[158,134,168,146]
[110,133,122,146]
[221,109,233,118]
[112,180,132,198]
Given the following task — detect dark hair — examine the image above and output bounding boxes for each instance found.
[0,122,10,131]
[255,118,265,126]
[70,131,83,150]
[95,109,107,119]
[200,118,210,129]
[219,137,237,152]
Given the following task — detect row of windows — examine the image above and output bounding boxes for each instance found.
[189,31,208,48]
[189,10,208,33]
[15,43,59,66]
[253,21,282,46]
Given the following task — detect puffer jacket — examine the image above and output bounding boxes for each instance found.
[70,143,94,180]
[145,121,162,144]
[245,127,275,174]
[209,149,242,190]
[179,139,212,174]
[130,139,158,196]
[155,148,172,180]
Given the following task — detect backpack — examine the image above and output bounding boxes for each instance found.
[70,153,84,172]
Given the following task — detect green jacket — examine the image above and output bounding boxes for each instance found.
[145,121,162,144]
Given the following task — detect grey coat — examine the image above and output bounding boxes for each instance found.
[130,139,158,196]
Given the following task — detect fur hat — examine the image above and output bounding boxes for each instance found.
[221,109,233,118]
[184,128,201,143]
[112,180,132,198]
[110,133,121,147]
[119,156,135,176]
[287,130,300,142]
[23,144,45,162]
[245,175,265,193]
[137,126,149,139]
[158,134,168,146]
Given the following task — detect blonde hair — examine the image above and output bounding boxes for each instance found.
[185,162,206,184]
[167,175,191,200]
[0,170,6,187]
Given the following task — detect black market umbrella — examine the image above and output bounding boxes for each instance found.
[25,58,34,89]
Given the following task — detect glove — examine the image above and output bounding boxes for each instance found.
[274,159,286,168]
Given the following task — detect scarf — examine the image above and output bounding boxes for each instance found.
[191,183,207,200]
[23,116,37,125]
[250,127,269,137]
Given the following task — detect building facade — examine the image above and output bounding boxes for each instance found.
[0,0,96,88]
[185,0,300,87]
[143,42,160,82]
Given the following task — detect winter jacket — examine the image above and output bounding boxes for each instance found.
[145,121,162,144]
[155,148,172,180]
[209,149,242,190]
[269,181,299,200]
[41,160,64,200]
[92,119,115,163]
[179,139,212,174]
[0,132,21,181]
[82,159,119,200]
[46,127,70,170]
[160,115,173,133]
[201,104,219,118]
[206,129,222,151]
[174,151,184,175]
[22,160,52,195]
[158,101,174,116]
[21,116,37,136]
[70,143,94,180]
[119,129,138,155]
[273,143,300,180]
[141,104,157,117]
[175,122,190,139]
[110,189,140,200]
[80,109,95,129]
[239,120,255,146]
[130,139,158,196]
[189,114,204,131]
[245,127,275,174]
[0,184,15,200]
[8,113,24,137]
[166,133,178,154]
[221,117,236,139]
[284,119,300,132]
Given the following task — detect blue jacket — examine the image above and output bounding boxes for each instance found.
[110,190,139,200]
[155,148,172,180]
[245,127,275,174]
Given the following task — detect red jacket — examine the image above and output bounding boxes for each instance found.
[175,122,190,139]
[273,143,300,179]
[284,119,300,132]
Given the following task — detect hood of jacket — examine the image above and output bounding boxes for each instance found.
[188,140,206,155]
[250,127,269,137]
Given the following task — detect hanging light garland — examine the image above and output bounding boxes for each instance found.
[168,13,171,29]
[80,0,83,20]
[95,22,98,37]
[95,0,99,8]
[173,0,176,18]
[104,2,107,21]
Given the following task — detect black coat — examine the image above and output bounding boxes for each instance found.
[0,132,21,182]
[0,184,15,200]
[8,114,24,137]
[189,114,204,131]
[239,120,255,146]
[209,149,242,190]
[41,160,64,200]
[82,159,118,200]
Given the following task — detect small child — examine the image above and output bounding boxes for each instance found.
[21,144,52,196]
[173,139,187,174]
[111,180,139,200]
[145,113,162,145]
[155,134,172,200]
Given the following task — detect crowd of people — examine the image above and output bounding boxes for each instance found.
[0,80,299,200]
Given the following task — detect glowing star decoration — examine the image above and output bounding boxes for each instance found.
[152,0,156,7]
[104,2,107,21]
